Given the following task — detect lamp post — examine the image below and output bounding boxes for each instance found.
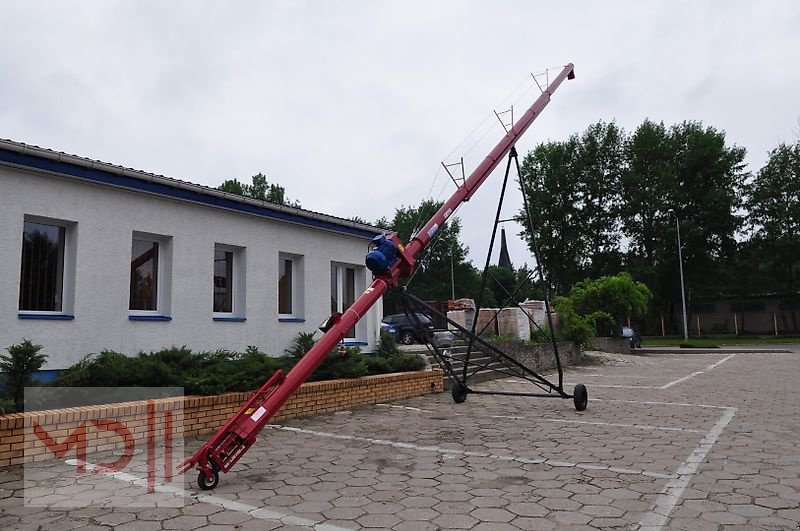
[450,244,456,300]
[668,209,689,341]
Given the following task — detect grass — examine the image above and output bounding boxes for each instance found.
[644,335,800,347]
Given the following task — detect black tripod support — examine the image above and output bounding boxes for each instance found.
[397,147,588,412]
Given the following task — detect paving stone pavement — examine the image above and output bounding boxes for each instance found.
[1,347,799,530]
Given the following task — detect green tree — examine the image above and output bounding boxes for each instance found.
[519,135,586,295]
[577,121,626,278]
[519,121,627,295]
[1,339,48,412]
[667,121,747,299]
[382,199,482,308]
[744,141,800,295]
[567,273,652,336]
[218,172,300,207]
[620,120,674,278]
[482,264,544,309]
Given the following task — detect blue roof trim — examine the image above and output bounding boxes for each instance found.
[0,147,378,240]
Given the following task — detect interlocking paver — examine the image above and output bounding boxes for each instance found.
[3,348,800,529]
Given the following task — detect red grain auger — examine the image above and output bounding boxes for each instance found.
[179,63,582,490]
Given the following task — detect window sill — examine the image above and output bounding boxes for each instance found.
[278,317,306,323]
[213,317,247,322]
[18,313,75,321]
[129,315,172,322]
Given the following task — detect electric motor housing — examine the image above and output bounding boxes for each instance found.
[365,235,399,274]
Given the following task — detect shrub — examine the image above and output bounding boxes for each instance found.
[284,332,317,361]
[307,347,370,381]
[45,330,428,403]
[552,296,594,347]
[367,331,426,373]
[0,398,16,415]
[530,326,554,344]
[1,339,48,412]
[375,330,400,357]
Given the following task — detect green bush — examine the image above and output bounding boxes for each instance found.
[552,296,595,347]
[0,398,16,415]
[530,326,554,343]
[284,332,317,361]
[1,339,48,412]
[366,331,426,373]
[306,347,370,381]
[43,330,428,402]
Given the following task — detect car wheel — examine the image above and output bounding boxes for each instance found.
[399,331,415,345]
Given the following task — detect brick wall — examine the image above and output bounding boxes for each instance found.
[0,369,443,468]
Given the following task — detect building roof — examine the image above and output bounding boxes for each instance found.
[0,138,381,239]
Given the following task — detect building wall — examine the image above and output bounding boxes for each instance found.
[687,298,799,335]
[1,165,382,370]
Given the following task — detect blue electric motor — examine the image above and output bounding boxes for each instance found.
[365,235,399,274]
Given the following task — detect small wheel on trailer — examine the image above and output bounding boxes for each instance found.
[198,467,220,490]
[573,383,588,411]
[452,383,468,404]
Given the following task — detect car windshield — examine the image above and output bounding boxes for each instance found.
[621,327,634,337]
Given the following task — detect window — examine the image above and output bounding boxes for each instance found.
[278,253,304,320]
[18,216,77,317]
[278,258,293,314]
[213,244,246,320]
[331,263,359,339]
[214,249,233,313]
[129,232,172,318]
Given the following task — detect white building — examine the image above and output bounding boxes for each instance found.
[0,139,384,375]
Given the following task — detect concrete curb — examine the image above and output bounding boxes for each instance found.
[638,347,793,354]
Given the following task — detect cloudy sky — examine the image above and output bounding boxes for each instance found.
[2,1,799,268]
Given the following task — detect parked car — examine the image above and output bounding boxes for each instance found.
[621,326,642,349]
[380,322,398,341]
[381,313,435,345]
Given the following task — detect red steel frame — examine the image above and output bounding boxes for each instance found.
[180,63,575,488]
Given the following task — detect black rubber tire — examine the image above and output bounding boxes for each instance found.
[198,468,219,490]
[399,331,415,345]
[452,384,468,404]
[573,383,588,411]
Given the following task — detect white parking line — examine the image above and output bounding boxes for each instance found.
[575,374,673,379]
[488,415,704,434]
[638,406,738,531]
[569,354,737,390]
[660,354,736,389]
[594,398,732,410]
[62,459,351,531]
[268,424,675,480]
[375,403,432,412]
[380,398,704,434]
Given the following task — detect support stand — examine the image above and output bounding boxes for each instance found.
[397,147,587,411]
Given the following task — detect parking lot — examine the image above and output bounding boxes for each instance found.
[1,347,799,530]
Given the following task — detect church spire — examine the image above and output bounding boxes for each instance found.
[498,227,513,270]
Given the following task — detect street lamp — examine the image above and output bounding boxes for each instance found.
[667,209,689,341]
[450,244,456,300]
